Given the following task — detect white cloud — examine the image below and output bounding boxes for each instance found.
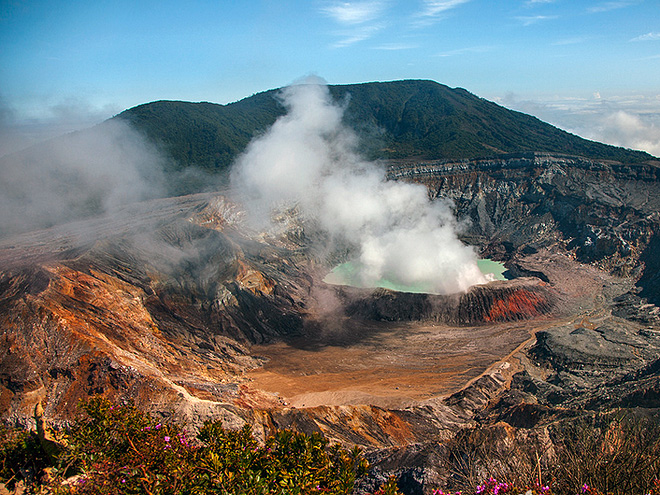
[436,45,495,57]
[412,0,470,26]
[231,79,487,294]
[419,0,471,16]
[321,1,388,46]
[630,32,660,42]
[596,110,660,157]
[496,92,660,157]
[0,119,167,236]
[0,96,121,157]
[525,0,556,5]
[332,23,385,47]
[515,14,558,26]
[587,1,636,13]
[320,1,387,24]
[372,42,417,50]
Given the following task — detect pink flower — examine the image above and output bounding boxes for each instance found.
[582,484,590,494]
[164,436,170,442]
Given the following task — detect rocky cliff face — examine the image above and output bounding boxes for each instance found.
[353,153,660,492]
[340,279,553,324]
[390,153,660,282]
[0,190,553,427]
[0,193,315,422]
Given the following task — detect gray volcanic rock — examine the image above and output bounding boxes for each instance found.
[392,153,660,413]
[533,321,651,371]
[519,318,660,408]
[390,154,660,287]
[329,154,660,492]
[638,234,660,305]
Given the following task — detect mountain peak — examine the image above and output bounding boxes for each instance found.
[117,79,653,176]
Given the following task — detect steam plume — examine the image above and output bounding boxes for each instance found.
[231,77,487,294]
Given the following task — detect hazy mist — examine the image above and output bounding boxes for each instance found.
[0,119,167,238]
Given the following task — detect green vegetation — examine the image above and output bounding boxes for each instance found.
[115,80,654,185]
[117,91,284,175]
[1,399,659,494]
[0,424,50,490]
[1,397,370,494]
[330,81,654,163]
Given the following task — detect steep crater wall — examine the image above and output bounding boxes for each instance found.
[0,195,318,421]
[389,154,660,304]
[338,278,554,325]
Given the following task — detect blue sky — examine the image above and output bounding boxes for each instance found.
[1,0,659,156]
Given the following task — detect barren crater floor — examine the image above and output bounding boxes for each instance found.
[244,249,633,410]
[246,320,533,409]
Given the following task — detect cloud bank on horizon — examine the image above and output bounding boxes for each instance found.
[230,77,488,294]
[499,92,660,158]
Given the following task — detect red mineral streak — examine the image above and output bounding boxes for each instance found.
[484,289,547,322]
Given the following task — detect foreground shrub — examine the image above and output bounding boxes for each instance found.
[0,424,49,490]
[549,412,660,495]
[3,399,660,494]
[196,422,367,494]
[1,397,369,494]
[442,410,660,495]
[55,397,195,493]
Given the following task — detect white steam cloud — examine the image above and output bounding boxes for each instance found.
[231,77,487,294]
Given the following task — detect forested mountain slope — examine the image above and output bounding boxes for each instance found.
[117,79,653,174]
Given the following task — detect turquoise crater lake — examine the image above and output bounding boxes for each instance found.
[323,259,507,294]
